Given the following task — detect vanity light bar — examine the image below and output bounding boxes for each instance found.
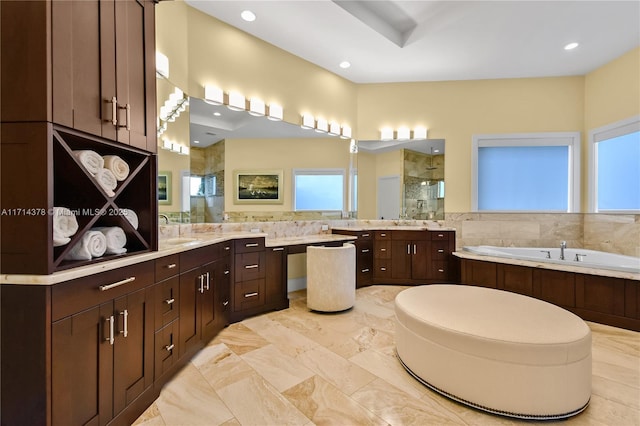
[267,103,283,121]
[301,113,315,129]
[248,97,265,116]
[328,121,341,136]
[315,117,328,133]
[380,127,429,141]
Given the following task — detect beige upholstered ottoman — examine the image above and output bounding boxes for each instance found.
[395,285,592,420]
[307,243,355,312]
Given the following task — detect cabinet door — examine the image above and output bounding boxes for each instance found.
[411,240,429,280]
[200,261,218,341]
[391,240,411,279]
[52,302,114,426]
[51,0,104,136]
[179,267,201,357]
[114,0,156,151]
[112,286,153,417]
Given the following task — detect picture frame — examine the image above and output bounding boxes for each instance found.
[234,169,283,204]
[158,171,172,205]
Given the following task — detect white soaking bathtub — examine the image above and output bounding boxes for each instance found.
[463,246,640,274]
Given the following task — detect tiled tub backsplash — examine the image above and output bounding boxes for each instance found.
[444,212,640,257]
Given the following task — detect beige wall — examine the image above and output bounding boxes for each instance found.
[585,47,640,131]
[357,77,585,213]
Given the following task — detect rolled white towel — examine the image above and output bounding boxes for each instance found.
[94,168,118,197]
[103,155,130,181]
[73,150,104,176]
[94,226,127,255]
[52,207,79,247]
[65,230,107,260]
[122,208,139,230]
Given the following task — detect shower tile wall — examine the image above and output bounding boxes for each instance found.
[191,142,225,223]
[404,150,444,220]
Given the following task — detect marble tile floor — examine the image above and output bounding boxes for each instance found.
[134,285,640,426]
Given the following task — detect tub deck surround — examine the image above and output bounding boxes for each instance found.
[454,250,640,281]
[457,251,640,332]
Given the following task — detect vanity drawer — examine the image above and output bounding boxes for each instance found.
[155,320,179,380]
[374,240,392,259]
[357,263,373,287]
[235,238,265,254]
[431,241,451,260]
[154,276,179,329]
[357,240,373,257]
[374,259,392,279]
[430,230,453,241]
[52,261,154,321]
[155,254,180,282]
[374,231,391,240]
[234,279,265,310]
[235,251,266,281]
[429,261,453,281]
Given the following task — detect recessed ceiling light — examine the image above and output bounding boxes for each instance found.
[213,112,221,116]
[241,10,256,22]
[564,42,579,50]
[193,140,200,144]
[339,61,351,69]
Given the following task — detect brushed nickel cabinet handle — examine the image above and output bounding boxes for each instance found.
[223,301,229,306]
[438,249,444,253]
[164,344,175,352]
[413,244,417,255]
[105,315,115,345]
[380,248,386,252]
[438,269,445,273]
[362,233,370,237]
[166,263,177,269]
[273,247,284,251]
[245,243,259,247]
[362,268,370,273]
[99,276,135,291]
[117,103,130,130]
[225,246,230,250]
[119,310,128,338]
[245,264,259,269]
[361,249,370,253]
[198,275,204,294]
[164,298,175,305]
[407,244,410,255]
[205,272,210,291]
[105,97,117,126]
[224,270,230,275]
[245,292,258,298]
[380,233,386,237]
[381,267,387,271]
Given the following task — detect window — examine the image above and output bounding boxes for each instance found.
[589,115,640,212]
[472,133,580,212]
[293,169,345,211]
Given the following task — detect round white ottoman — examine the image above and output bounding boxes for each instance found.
[395,285,592,420]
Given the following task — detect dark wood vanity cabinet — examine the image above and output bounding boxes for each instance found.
[371,229,456,285]
[332,230,373,288]
[1,0,156,151]
[0,262,158,426]
[266,246,289,309]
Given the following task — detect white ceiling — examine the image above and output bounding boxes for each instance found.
[185,0,640,84]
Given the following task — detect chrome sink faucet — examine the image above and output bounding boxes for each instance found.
[159,214,169,225]
[560,241,567,260]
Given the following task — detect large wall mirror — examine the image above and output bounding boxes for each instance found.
[157,79,445,223]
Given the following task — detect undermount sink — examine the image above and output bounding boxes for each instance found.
[163,237,201,245]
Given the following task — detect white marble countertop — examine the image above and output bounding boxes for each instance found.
[331,225,455,231]
[0,232,356,285]
[453,251,640,281]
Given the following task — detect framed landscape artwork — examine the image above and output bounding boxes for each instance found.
[158,171,171,205]
[234,169,283,204]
